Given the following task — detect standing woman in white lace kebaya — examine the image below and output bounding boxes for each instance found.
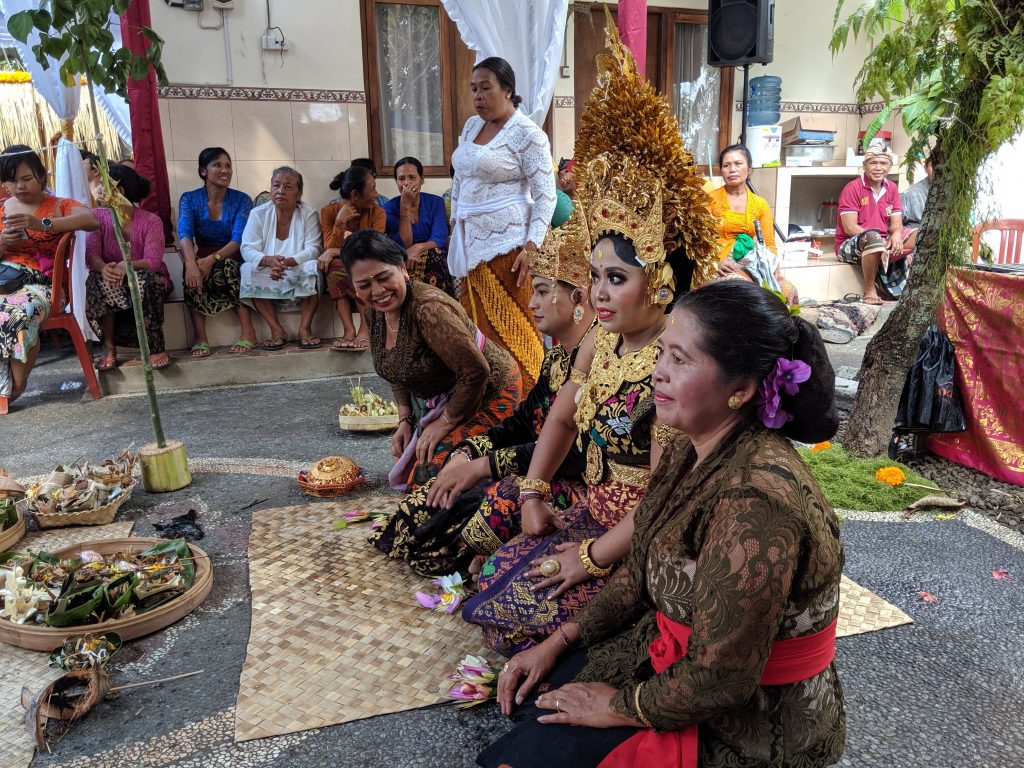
[450,57,556,392]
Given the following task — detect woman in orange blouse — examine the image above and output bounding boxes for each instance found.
[708,144,777,270]
[319,165,386,351]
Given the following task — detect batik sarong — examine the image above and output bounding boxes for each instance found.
[184,251,246,316]
[86,270,169,353]
[0,270,49,397]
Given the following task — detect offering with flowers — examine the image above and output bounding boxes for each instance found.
[0,538,195,627]
[22,450,136,526]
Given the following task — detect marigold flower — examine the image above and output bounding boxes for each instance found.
[811,441,832,453]
[875,466,906,487]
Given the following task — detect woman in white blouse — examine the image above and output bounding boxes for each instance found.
[450,57,556,391]
[240,166,324,349]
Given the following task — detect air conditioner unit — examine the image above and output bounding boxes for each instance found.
[211,0,234,9]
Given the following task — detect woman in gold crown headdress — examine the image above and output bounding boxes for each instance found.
[461,15,718,657]
[369,216,596,576]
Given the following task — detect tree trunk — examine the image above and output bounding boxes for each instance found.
[843,147,953,457]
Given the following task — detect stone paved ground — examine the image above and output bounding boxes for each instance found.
[3,329,1023,767]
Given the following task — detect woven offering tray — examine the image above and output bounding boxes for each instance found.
[25,480,136,529]
[337,413,400,432]
[298,456,366,498]
[0,509,25,553]
[0,537,212,652]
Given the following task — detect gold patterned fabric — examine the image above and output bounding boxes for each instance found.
[572,423,845,767]
[927,268,1024,486]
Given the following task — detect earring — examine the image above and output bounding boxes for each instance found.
[572,305,585,324]
[728,394,743,410]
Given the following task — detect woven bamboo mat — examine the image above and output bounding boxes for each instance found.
[235,495,499,742]
[0,520,135,768]
[838,575,913,637]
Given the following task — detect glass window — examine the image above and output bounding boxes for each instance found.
[673,22,721,162]
[374,3,444,166]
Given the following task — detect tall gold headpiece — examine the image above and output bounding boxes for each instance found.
[573,9,719,302]
[529,209,592,295]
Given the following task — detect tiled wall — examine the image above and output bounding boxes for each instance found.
[159,97,371,220]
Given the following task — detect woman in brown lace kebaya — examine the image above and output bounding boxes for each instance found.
[341,230,522,492]
[483,280,844,768]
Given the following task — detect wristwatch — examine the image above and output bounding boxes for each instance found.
[214,252,223,261]
[41,217,53,232]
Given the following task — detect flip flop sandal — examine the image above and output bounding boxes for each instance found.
[230,339,256,354]
[862,296,885,306]
[331,338,356,352]
[299,336,323,349]
[190,342,212,358]
[150,353,173,370]
[260,337,286,350]
[351,338,370,351]
[95,352,119,371]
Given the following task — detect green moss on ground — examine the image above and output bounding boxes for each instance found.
[798,444,942,511]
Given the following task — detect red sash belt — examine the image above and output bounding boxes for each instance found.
[598,611,838,768]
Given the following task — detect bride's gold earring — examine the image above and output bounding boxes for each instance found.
[728,394,743,410]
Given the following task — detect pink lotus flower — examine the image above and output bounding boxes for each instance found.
[415,573,466,614]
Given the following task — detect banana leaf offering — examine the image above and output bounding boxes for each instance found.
[23,449,136,517]
[0,468,26,530]
[0,539,195,627]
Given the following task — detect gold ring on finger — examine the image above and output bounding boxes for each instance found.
[540,558,561,577]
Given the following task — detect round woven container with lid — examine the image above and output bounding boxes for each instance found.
[297,456,365,498]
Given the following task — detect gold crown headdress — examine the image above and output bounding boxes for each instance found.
[530,209,592,298]
[573,9,719,303]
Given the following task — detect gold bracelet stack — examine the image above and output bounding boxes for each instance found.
[517,477,552,502]
[578,537,614,577]
[633,682,653,728]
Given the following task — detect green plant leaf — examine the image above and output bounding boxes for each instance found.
[7,11,35,43]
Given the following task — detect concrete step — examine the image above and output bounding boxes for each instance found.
[98,341,376,395]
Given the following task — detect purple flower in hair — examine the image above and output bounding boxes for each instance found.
[756,358,811,430]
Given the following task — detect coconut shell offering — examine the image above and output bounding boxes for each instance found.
[25,449,136,518]
[0,538,195,627]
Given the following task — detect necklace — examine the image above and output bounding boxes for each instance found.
[385,313,399,335]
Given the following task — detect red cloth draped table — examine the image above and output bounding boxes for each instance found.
[928,267,1024,487]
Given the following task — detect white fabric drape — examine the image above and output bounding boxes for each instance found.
[95,12,132,145]
[0,0,95,339]
[440,0,568,127]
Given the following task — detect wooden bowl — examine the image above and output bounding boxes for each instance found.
[0,507,26,553]
[338,413,400,432]
[0,537,213,652]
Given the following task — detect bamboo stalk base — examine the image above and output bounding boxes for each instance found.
[139,440,192,493]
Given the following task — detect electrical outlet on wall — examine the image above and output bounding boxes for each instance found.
[261,34,289,51]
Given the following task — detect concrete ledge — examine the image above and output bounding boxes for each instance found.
[98,343,377,395]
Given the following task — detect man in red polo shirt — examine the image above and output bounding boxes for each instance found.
[836,144,905,304]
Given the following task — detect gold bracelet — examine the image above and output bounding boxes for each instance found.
[633,682,652,728]
[517,477,552,497]
[578,538,614,578]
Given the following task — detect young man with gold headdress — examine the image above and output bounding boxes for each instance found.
[369,218,596,577]
[460,13,719,658]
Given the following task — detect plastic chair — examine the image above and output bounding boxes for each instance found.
[972,219,1024,265]
[40,233,102,400]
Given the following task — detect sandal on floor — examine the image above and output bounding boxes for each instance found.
[260,337,286,350]
[351,337,370,351]
[862,296,884,306]
[190,342,212,358]
[230,339,256,354]
[150,352,172,370]
[299,336,323,349]
[331,337,356,352]
[95,351,119,371]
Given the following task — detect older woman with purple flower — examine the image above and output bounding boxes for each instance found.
[486,280,844,768]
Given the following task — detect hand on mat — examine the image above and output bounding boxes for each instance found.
[528,542,589,598]
[497,640,562,715]
[391,421,413,459]
[415,418,452,467]
[522,497,561,537]
[426,453,489,508]
[536,683,638,728]
[513,243,535,288]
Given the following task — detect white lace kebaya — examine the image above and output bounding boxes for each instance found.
[449,110,556,278]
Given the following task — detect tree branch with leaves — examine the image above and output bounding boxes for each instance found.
[831,0,1024,457]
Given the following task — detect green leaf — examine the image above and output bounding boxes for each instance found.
[33,9,53,33]
[7,11,35,43]
[332,520,348,530]
[142,538,195,587]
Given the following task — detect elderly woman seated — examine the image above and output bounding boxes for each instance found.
[0,144,98,414]
[240,166,323,349]
[482,280,844,768]
[86,163,172,370]
[341,230,523,491]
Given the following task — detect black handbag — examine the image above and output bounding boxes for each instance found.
[0,262,28,294]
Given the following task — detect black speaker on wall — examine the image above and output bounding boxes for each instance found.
[707,0,775,68]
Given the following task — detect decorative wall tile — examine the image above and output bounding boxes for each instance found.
[159,84,366,103]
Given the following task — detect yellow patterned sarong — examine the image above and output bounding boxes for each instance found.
[460,248,544,391]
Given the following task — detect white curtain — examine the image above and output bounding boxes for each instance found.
[0,0,95,339]
[440,0,568,127]
[95,12,132,145]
